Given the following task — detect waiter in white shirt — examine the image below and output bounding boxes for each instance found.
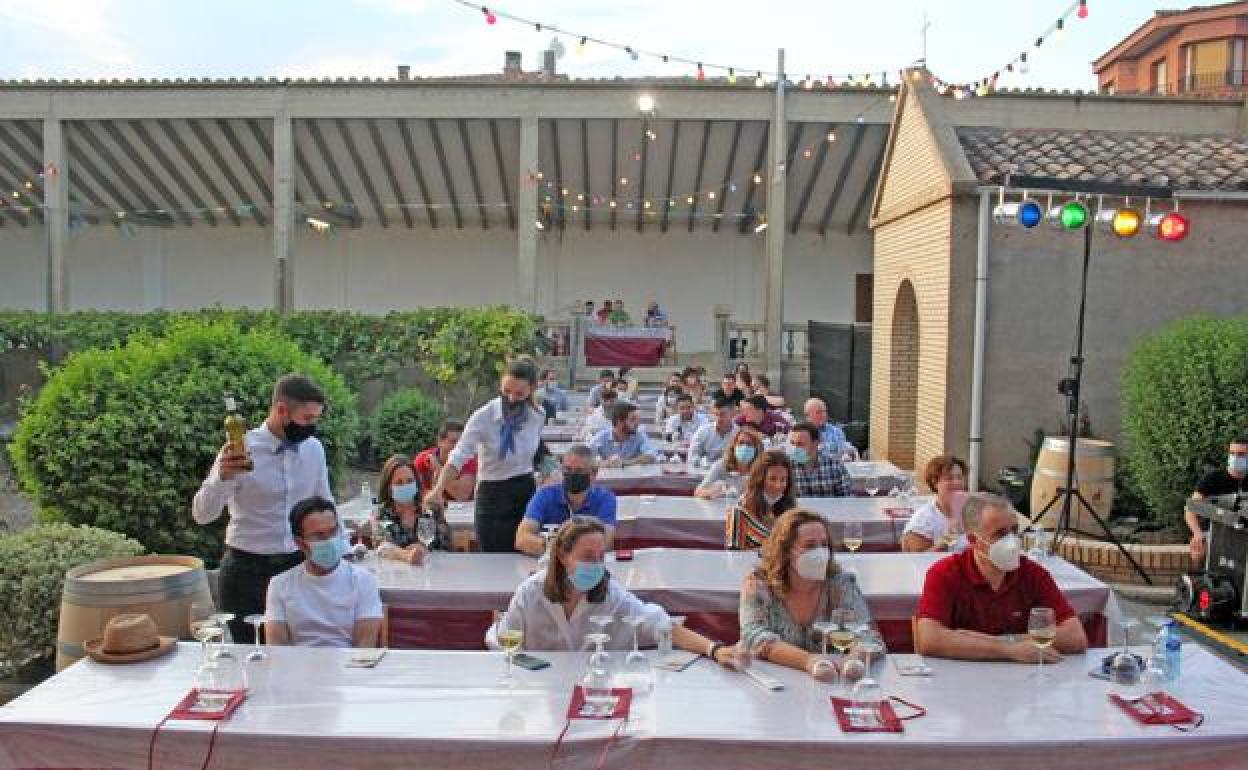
[192,374,331,643]
[426,358,547,552]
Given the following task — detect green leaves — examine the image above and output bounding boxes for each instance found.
[1121,316,1248,529]
[0,524,144,672]
[371,389,445,466]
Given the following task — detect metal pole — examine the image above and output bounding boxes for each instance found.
[968,190,992,490]
[764,49,787,391]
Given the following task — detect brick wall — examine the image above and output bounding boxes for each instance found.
[887,281,919,468]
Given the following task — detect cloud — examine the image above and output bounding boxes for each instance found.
[0,1,137,78]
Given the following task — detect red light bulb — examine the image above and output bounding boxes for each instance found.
[1158,211,1190,242]
[483,7,497,24]
[1199,589,1211,612]
[1077,1,1089,19]
[696,64,706,81]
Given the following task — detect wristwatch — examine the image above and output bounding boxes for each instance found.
[708,642,725,662]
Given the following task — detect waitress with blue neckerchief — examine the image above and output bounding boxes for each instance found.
[425,358,549,553]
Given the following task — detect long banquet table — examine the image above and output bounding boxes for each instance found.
[372,550,1115,652]
[4,644,1245,770]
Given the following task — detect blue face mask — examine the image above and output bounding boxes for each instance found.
[734,444,757,465]
[391,481,420,505]
[1230,455,1248,477]
[569,561,606,593]
[307,537,344,570]
[788,445,809,465]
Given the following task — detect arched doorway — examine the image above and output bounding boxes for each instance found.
[888,280,919,469]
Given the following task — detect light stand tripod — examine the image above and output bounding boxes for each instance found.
[1007,176,1169,585]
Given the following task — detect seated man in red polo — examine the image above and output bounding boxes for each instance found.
[915,492,1087,662]
[412,420,477,502]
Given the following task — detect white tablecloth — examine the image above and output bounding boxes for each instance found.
[4,644,1245,770]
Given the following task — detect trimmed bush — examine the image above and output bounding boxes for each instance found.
[1121,316,1248,528]
[10,320,360,562]
[0,523,144,673]
[371,388,446,465]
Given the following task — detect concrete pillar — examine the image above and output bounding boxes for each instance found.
[272,109,295,313]
[42,117,69,313]
[764,49,788,389]
[517,115,539,313]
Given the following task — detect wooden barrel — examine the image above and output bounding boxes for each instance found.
[1030,437,1116,532]
[55,554,212,671]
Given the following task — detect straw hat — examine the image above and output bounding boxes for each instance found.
[84,613,176,664]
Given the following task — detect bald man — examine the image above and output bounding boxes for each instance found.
[803,398,859,461]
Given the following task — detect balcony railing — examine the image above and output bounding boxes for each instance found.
[1114,69,1248,96]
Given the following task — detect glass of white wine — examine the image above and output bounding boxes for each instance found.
[843,521,864,554]
[416,514,438,566]
[189,619,223,665]
[1027,607,1058,680]
[494,611,524,684]
[827,608,859,657]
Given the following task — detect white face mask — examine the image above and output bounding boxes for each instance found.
[795,546,830,581]
[762,490,783,506]
[987,533,1022,572]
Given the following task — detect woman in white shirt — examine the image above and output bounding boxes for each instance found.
[488,516,737,665]
[901,455,968,552]
[427,358,548,553]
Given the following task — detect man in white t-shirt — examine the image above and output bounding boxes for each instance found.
[265,497,384,648]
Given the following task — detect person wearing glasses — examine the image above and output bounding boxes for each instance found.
[914,492,1087,662]
[265,496,383,648]
[739,509,879,681]
[514,445,617,557]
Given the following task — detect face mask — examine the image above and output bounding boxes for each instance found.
[734,444,757,465]
[987,533,1022,572]
[391,481,420,505]
[284,420,317,444]
[795,546,830,581]
[788,445,809,465]
[563,471,592,495]
[307,537,344,570]
[762,490,783,507]
[502,396,526,413]
[569,561,606,593]
[1229,456,1248,476]
[666,395,678,406]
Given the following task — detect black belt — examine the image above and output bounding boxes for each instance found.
[224,546,301,567]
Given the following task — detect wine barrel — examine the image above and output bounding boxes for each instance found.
[55,555,212,671]
[1029,437,1116,532]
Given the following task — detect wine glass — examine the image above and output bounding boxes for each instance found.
[1028,607,1058,680]
[581,633,614,712]
[588,614,614,642]
[416,514,438,565]
[209,612,235,645]
[848,678,885,728]
[243,614,267,663]
[189,618,223,665]
[493,611,524,684]
[864,476,880,497]
[854,629,885,689]
[621,615,652,693]
[827,608,859,658]
[843,521,864,554]
[811,619,838,657]
[1110,618,1143,695]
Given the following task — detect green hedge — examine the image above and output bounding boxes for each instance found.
[1121,316,1248,529]
[371,389,445,465]
[0,523,145,673]
[10,319,360,562]
[0,306,538,393]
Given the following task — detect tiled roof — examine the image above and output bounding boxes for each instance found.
[957,126,1248,191]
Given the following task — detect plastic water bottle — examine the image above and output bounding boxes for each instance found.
[657,620,673,658]
[1163,622,1182,683]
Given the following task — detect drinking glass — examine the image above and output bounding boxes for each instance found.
[811,619,838,657]
[855,629,886,688]
[589,614,614,640]
[843,521,864,554]
[1110,618,1143,694]
[827,608,859,657]
[209,612,235,645]
[1028,607,1058,680]
[243,614,267,663]
[848,678,885,728]
[417,514,438,565]
[493,611,524,684]
[189,619,223,665]
[864,477,880,497]
[621,615,652,693]
[581,632,614,711]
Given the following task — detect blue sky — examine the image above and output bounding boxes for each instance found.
[0,0,1160,89]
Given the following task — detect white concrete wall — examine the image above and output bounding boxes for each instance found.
[3,222,872,352]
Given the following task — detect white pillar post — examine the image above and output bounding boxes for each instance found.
[517,115,540,313]
[43,117,69,313]
[764,49,788,390]
[272,108,295,313]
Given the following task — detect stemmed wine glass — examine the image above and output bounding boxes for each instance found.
[588,614,614,643]
[1027,607,1058,681]
[189,617,223,665]
[854,629,885,689]
[843,521,864,554]
[493,610,524,685]
[209,612,235,644]
[1109,618,1143,694]
[826,607,859,659]
[581,633,614,712]
[243,614,267,663]
[621,615,652,693]
[416,514,438,565]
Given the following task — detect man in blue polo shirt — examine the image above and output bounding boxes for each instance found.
[514,444,617,556]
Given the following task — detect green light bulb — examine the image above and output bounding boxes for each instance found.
[1059,201,1088,230]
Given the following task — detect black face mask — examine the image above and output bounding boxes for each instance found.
[502,395,527,413]
[284,420,317,444]
[563,471,592,495]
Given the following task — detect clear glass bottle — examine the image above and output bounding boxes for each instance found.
[223,393,254,471]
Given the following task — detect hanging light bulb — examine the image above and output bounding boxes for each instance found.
[803,74,813,89]
[482,6,497,24]
[1054,18,1065,42]
[754,215,768,234]
[577,36,587,54]
[755,71,765,88]
[1019,53,1030,75]
[686,195,695,204]
[1077,0,1089,19]
[696,63,706,81]
[1150,210,1190,242]
[708,191,717,200]
[753,172,763,185]
[827,131,837,142]
[626,47,639,62]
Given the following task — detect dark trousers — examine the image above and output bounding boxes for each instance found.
[217,547,303,643]
[475,474,537,553]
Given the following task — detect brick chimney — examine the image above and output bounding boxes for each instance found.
[396,64,410,81]
[543,49,557,78]
[504,51,523,77]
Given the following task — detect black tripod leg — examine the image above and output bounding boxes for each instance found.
[1068,489,1153,585]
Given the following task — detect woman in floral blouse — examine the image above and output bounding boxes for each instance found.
[371,454,452,564]
[739,509,881,681]
[724,450,796,550]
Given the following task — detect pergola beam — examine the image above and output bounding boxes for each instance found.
[711,120,743,233]
[687,120,711,232]
[129,120,216,226]
[488,118,515,230]
[336,118,388,227]
[818,123,864,235]
[427,119,462,229]
[366,118,412,229]
[397,119,437,228]
[456,118,488,230]
[660,120,681,233]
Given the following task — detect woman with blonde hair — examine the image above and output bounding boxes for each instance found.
[739,509,880,680]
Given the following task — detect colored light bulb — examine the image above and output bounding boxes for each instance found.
[1111,208,1141,237]
[1018,200,1043,228]
[1154,211,1190,242]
